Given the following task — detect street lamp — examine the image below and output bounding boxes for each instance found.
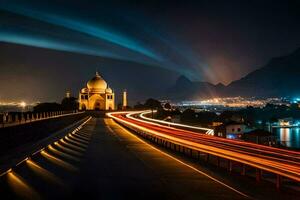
[20,101,26,123]
[20,101,26,109]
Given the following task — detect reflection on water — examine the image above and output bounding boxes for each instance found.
[273,127,300,149]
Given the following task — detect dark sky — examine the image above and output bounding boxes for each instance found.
[0,0,300,103]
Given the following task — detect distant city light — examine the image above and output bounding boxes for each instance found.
[177,97,289,108]
[19,101,26,108]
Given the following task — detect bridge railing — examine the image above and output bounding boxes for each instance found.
[0,110,84,128]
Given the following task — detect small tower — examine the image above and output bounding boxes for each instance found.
[122,90,127,110]
[66,90,71,98]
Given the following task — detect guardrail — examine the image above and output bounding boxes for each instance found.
[0,110,84,128]
[107,111,300,190]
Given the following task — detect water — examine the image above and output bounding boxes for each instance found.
[272,127,300,149]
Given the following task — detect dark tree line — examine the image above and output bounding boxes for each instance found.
[34,97,78,112]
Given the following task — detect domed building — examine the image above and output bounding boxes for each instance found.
[79,72,115,110]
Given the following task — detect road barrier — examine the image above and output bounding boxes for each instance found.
[0,110,83,128]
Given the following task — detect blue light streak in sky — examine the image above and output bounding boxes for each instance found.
[0,31,127,61]
[0,2,201,80]
[0,3,161,62]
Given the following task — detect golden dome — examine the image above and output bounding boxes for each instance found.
[105,86,113,93]
[87,72,107,91]
[81,88,88,93]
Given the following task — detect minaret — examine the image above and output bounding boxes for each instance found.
[122,90,127,110]
[66,90,71,98]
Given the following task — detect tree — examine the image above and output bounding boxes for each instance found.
[144,98,162,118]
[61,97,78,111]
[144,98,162,109]
[181,109,196,122]
[33,103,62,112]
[134,102,145,109]
[196,111,218,124]
[164,102,172,110]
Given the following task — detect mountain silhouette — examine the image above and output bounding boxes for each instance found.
[167,47,300,100]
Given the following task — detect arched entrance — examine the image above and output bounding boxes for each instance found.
[89,94,105,110]
[94,99,104,110]
[81,104,86,111]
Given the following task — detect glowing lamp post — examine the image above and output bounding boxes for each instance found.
[20,101,26,122]
[20,101,26,109]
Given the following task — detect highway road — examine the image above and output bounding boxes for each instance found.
[108,111,300,185]
[0,117,252,199]
[0,114,299,199]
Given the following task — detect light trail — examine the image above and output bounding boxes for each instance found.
[105,117,250,198]
[107,111,300,183]
[128,112,300,165]
[138,111,300,160]
[139,110,214,135]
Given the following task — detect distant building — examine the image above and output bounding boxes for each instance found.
[214,121,252,139]
[211,121,223,127]
[79,72,115,110]
[278,117,293,127]
[65,90,71,98]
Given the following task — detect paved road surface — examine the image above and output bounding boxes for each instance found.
[0,118,249,199]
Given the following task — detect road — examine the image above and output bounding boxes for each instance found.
[0,117,249,199]
[108,111,300,185]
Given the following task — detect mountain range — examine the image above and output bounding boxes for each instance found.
[167,47,300,100]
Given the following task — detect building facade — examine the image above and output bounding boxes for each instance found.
[79,72,115,110]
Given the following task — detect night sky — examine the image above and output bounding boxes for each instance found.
[0,0,300,103]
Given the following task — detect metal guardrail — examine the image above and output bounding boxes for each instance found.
[0,111,84,128]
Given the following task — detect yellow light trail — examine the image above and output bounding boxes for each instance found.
[140,110,214,135]
[107,111,300,183]
[136,111,300,161]
[105,118,250,198]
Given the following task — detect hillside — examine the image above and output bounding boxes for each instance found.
[167,48,300,100]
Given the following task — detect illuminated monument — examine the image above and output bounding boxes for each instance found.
[122,90,127,110]
[79,72,115,110]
